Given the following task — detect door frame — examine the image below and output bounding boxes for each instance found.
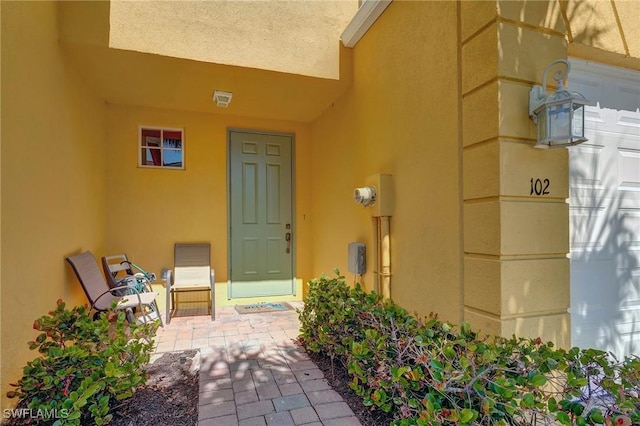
[226,128,297,299]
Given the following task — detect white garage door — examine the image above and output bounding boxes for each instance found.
[569,60,640,360]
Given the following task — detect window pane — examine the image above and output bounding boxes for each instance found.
[141,129,161,147]
[162,136,182,149]
[141,147,162,166]
[145,137,161,148]
[163,149,183,168]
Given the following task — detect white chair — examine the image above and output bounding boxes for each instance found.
[166,243,215,324]
[101,253,162,326]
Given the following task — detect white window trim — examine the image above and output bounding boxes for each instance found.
[138,125,185,170]
[341,0,392,48]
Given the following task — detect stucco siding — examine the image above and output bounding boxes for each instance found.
[565,0,640,70]
[461,1,572,342]
[310,1,462,323]
[107,0,358,80]
[1,1,107,410]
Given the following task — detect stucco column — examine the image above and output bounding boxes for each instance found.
[461,0,571,347]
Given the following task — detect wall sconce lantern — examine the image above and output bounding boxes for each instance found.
[529,59,590,149]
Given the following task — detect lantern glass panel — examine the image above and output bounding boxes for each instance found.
[571,103,585,139]
[548,102,572,141]
[537,107,548,143]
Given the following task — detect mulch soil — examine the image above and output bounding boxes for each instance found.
[109,350,199,426]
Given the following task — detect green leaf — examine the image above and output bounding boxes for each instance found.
[570,402,584,416]
[521,393,535,408]
[67,410,82,419]
[529,374,547,387]
[443,346,456,359]
[556,411,572,425]
[372,388,387,406]
[588,409,604,423]
[461,322,471,335]
[391,366,409,380]
[459,408,477,423]
[348,361,363,377]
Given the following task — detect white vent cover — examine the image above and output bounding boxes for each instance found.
[213,90,233,107]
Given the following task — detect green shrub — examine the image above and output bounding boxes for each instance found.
[6,300,157,425]
[297,271,382,360]
[298,273,640,425]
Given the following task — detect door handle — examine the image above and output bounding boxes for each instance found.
[285,232,291,253]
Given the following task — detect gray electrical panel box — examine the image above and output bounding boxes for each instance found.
[348,242,366,275]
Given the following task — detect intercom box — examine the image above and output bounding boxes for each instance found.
[348,242,366,275]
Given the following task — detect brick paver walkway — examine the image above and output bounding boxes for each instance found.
[153,302,362,426]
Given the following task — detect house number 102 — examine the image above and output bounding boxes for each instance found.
[530,178,550,196]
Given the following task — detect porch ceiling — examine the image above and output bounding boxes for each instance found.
[61,42,353,123]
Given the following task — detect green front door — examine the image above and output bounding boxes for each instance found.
[228,130,294,298]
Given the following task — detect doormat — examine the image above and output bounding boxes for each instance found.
[235,302,293,314]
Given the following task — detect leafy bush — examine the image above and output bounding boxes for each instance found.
[298,273,640,425]
[6,300,157,425]
[297,271,382,358]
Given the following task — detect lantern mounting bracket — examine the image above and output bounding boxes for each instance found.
[529,59,571,122]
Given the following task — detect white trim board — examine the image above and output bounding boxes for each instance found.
[341,0,392,48]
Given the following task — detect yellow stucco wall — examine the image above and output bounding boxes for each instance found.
[105,105,312,310]
[1,1,107,410]
[564,0,640,71]
[107,0,358,80]
[310,1,462,323]
[58,1,356,124]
